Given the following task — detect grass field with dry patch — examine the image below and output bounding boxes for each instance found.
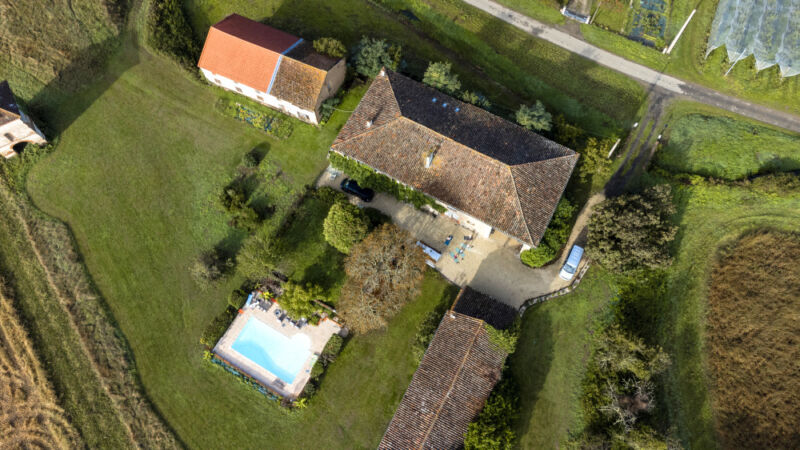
[707,230,800,449]
[0,280,80,449]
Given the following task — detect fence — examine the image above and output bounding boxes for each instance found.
[518,262,591,315]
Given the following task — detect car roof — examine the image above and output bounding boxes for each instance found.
[567,246,584,265]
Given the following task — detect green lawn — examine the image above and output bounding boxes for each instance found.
[655,102,800,180]
[493,0,567,24]
[511,269,617,447]
[23,20,463,447]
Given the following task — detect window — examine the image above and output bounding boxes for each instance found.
[214,78,221,84]
[256,95,263,101]
[235,87,242,93]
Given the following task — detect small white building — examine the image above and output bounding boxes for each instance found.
[330,69,579,250]
[0,81,47,159]
[197,14,346,125]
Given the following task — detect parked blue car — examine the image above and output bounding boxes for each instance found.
[559,245,584,281]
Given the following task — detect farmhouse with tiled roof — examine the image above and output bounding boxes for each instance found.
[379,287,517,449]
[330,69,578,248]
[0,81,47,159]
[198,14,346,125]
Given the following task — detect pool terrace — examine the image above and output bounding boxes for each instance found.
[213,294,342,399]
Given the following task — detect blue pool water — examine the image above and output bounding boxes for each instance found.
[231,317,311,384]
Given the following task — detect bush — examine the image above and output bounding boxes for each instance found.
[352,36,402,77]
[363,207,392,229]
[323,201,370,254]
[520,197,576,268]
[190,249,230,283]
[217,99,294,139]
[302,334,346,399]
[313,186,348,206]
[219,183,260,231]
[554,114,584,148]
[319,97,340,125]
[464,376,520,450]
[237,227,281,278]
[578,137,614,182]
[328,152,445,212]
[320,334,343,365]
[241,151,259,168]
[412,310,441,363]
[279,282,323,320]
[422,61,461,95]
[338,224,427,333]
[587,184,677,272]
[147,0,199,72]
[460,90,491,109]
[312,37,346,58]
[484,320,520,354]
[200,307,237,347]
[515,101,552,132]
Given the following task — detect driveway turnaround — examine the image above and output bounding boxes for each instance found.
[463,0,800,133]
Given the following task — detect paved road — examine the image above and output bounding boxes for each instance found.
[463,0,800,133]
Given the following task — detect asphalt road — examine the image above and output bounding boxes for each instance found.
[463,0,800,133]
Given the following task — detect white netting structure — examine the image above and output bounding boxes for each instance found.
[707,0,800,77]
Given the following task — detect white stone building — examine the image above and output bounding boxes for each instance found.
[197,14,346,125]
[0,81,47,159]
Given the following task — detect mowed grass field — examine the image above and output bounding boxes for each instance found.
[655,102,800,179]
[706,230,800,449]
[510,269,616,448]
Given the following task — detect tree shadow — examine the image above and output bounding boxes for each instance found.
[510,307,554,440]
[298,245,346,294]
[24,35,138,138]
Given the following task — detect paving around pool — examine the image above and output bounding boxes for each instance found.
[213,292,342,399]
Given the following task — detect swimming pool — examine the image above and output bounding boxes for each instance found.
[231,317,311,384]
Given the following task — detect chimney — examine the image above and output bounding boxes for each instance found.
[366,120,372,128]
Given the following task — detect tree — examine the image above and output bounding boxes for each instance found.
[587,185,677,272]
[460,90,491,109]
[554,114,584,147]
[338,224,426,333]
[520,197,576,268]
[422,61,461,95]
[312,37,346,58]
[515,101,552,132]
[352,36,402,77]
[578,137,614,182]
[323,201,370,254]
[279,282,324,320]
[464,377,519,450]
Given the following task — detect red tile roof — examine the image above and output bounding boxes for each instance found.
[331,70,579,246]
[379,311,507,449]
[197,14,301,92]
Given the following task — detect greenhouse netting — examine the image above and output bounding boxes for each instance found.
[707,0,800,77]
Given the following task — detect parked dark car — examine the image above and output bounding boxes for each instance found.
[340,178,375,202]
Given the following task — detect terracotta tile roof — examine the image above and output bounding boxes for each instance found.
[452,287,518,330]
[331,70,579,246]
[379,311,507,449]
[0,81,21,126]
[198,14,342,111]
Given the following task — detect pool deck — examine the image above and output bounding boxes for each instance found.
[213,299,341,399]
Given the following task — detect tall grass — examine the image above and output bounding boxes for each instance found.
[706,230,800,449]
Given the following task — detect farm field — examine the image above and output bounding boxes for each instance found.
[510,269,617,448]
[496,0,800,116]
[655,102,800,179]
[0,277,80,448]
[706,230,800,449]
[638,102,800,448]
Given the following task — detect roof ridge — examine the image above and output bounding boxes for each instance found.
[507,165,535,244]
[331,116,401,147]
[417,317,483,448]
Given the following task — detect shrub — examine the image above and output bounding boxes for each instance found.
[237,227,281,278]
[338,224,426,333]
[319,97,340,125]
[484,320,520,354]
[554,114,584,148]
[412,310,441,363]
[578,137,613,182]
[464,376,520,450]
[190,249,230,283]
[520,197,576,268]
[422,61,461,95]
[515,101,552,132]
[320,334,344,365]
[587,184,677,272]
[278,282,324,320]
[314,186,348,206]
[323,202,370,254]
[352,36,402,77]
[241,152,259,168]
[219,183,260,231]
[460,90,491,109]
[147,0,199,72]
[200,307,237,347]
[328,152,445,212]
[217,99,294,139]
[363,207,392,229]
[312,37,346,58]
